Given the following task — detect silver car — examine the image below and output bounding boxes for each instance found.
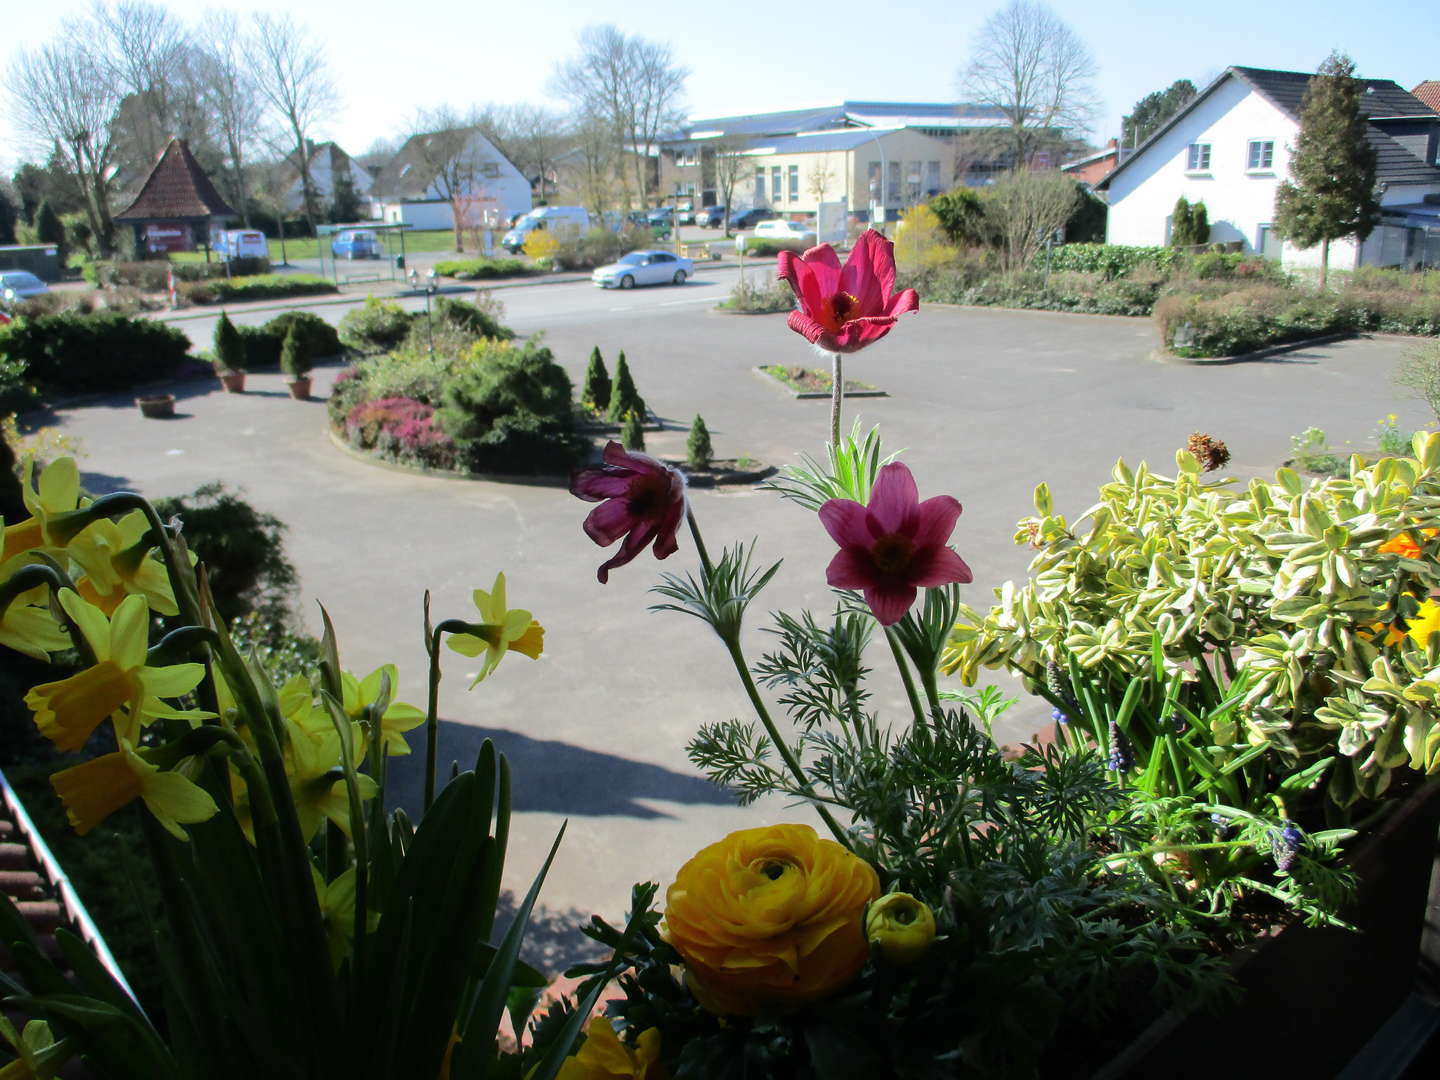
[0,270,50,299]
[591,250,694,289]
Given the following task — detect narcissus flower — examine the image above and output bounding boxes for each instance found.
[68,510,179,616]
[571,442,686,584]
[865,892,937,965]
[25,591,211,751]
[50,739,217,839]
[1,457,87,563]
[446,574,545,686]
[340,664,426,753]
[776,230,919,354]
[0,586,70,661]
[819,462,972,626]
[557,1021,663,1080]
[664,823,880,1014]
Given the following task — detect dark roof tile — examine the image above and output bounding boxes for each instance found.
[115,138,236,222]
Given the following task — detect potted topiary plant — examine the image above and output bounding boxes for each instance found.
[213,310,247,392]
[280,324,313,399]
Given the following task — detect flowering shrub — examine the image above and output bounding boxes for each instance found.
[343,396,456,468]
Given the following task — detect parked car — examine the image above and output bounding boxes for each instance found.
[591,250,694,289]
[645,207,674,226]
[698,205,728,228]
[502,206,591,253]
[331,230,381,259]
[0,270,50,299]
[752,219,817,245]
[729,207,777,230]
[215,229,269,260]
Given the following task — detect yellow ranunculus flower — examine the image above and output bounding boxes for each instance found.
[50,740,218,839]
[446,573,545,686]
[24,591,211,751]
[663,824,880,1015]
[556,1020,663,1080]
[865,892,937,965]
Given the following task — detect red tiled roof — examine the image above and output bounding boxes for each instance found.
[115,138,236,222]
[1413,81,1440,111]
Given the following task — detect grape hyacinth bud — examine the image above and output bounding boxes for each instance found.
[1270,821,1303,872]
[1046,661,1078,711]
[1106,721,1133,772]
[1210,812,1234,840]
[1169,710,1185,734]
[1050,707,1070,725]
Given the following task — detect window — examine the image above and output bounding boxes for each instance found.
[788,165,799,200]
[481,162,501,178]
[1257,224,1282,260]
[1186,143,1211,171]
[886,161,900,203]
[1247,140,1275,170]
[676,149,698,167]
[755,167,766,201]
[924,160,941,195]
[772,166,782,203]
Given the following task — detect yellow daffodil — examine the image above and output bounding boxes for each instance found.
[0,585,70,661]
[68,510,178,616]
[289,718,376,843]
[1,457,86,563]
[0,1016,63,1080]
[25,592,212,751]
[341,664,424,756]
[557,1021,663,1080]
[50,739,218,839]
[446,573,545,687]
[310,863,380,967]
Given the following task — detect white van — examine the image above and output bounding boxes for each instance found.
[216,229,269,260]
[501,206,590,253]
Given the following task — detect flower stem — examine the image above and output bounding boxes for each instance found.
[885,628,926,726]
[829,351,843,450]
[424,618,472,811]
[686,509,713,577]
[722,636,852,850]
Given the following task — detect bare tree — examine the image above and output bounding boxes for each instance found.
[8,40,121,254]
[959,0,1098,167]
[474,104,570,204]
[708,136,750,236]
[984,167,1078,270]
[91,1,191,167]
[195,13,266,226]
[408,108,505,253]
[247,13,337,237]
[552,25,687,210]
[559,111,624,221]
[806,154,836,204]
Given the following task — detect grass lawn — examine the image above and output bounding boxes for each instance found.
[168,229,463,262]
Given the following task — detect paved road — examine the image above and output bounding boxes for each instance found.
[37,294,1432,960]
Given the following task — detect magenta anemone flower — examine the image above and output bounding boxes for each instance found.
[819,462,972,626]
[776,230,920,354]
[571,441,687,584]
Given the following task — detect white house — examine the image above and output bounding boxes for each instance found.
[369,128,530,231]
[276,142,373,215]
[1098,66,1440,271]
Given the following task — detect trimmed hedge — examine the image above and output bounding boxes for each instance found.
[236,312,343,370]
[0,311,190,392]
[740,237,811,256]
[431,257,537,280]
[338,297,411,353]
[178,274,338,304]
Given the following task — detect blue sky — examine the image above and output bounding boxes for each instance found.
[4,0,1437,175]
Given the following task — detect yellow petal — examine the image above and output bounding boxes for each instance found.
[141,770,219,840]
[27,661,137,752]
[58,590,113,661]
[51,751,144,835]
[108,594,152,671]
[510,622,545,660]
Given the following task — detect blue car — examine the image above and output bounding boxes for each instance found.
[331,229,380,259]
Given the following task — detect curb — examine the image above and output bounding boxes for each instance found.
[1152,331,1358,366]
[751,366,888,400]
[326,428,571,488]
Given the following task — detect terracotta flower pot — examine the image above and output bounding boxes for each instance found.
[136,393,175,419]
[217,370,246,393]
[286,376,312,400]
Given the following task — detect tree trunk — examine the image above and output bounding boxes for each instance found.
[1319,237,1330,291]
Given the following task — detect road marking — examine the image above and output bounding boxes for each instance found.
[660,296,715,306]
[609,305,636,312]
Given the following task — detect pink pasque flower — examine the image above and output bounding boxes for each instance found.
[819,462,972,626]
[571,441,687,584]
[776,229,919,354]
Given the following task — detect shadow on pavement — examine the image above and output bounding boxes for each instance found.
[386,720,733,821]
[79,469,138,495]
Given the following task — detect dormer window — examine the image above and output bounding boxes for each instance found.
[1186,142,1212,171]
[1247,140,1275,170]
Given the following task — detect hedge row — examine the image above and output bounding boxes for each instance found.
[179,274,338,304]
[0,311,191,394]
[431,257,537,280]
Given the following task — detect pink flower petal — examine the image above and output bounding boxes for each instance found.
[570,469,632,502]
[597,516,659,583]
[867,463,919,535]
[776,252,828,322]
[840,230,888,316]
[908,545,973,587]
[912,495,962,548]
[786,310,837,350]
[651,485,686,560]
[583,498,636,546]
[830,316,899,353]
[883,287,920,318]
[825,547,873,589]
[863,583,917,626]
[818,499,870,547]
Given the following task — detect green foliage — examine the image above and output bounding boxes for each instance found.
[1,311,190,391]
[34,200,64,262]
[431,257,537,280]
[338,296,412,354]
[1274,52,1380,286]
[1289,426,1347,475]
[581,347,611,411]
[739,237,808,256]
[1123,79,1199,147]
[945,435,1440,807]
[434,339,584,474]
[280,326,309,378]
[235,312,341,371]
[431,295,514,342]
[178,274,338,304]
[214,311,246,372]
[607,352,646,423]
[1154,284,1346,356]
[1171,197,1210,247]
[0,188,18,246]
[0,353,34,416]
[1043,244,1183,279]
[686,415,712,469]
[1066,187,1108,243]
[928,187,994,248]
[151,482,298,626]
[721,275,794,313]
[1376,414,1413,456]
[621,410,645,451]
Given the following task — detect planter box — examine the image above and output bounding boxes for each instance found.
[1094,779,1440,1078]
[136,394,175,419]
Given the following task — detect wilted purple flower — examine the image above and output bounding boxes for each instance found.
[570,441,687,584]
[1271,821,1303,872]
